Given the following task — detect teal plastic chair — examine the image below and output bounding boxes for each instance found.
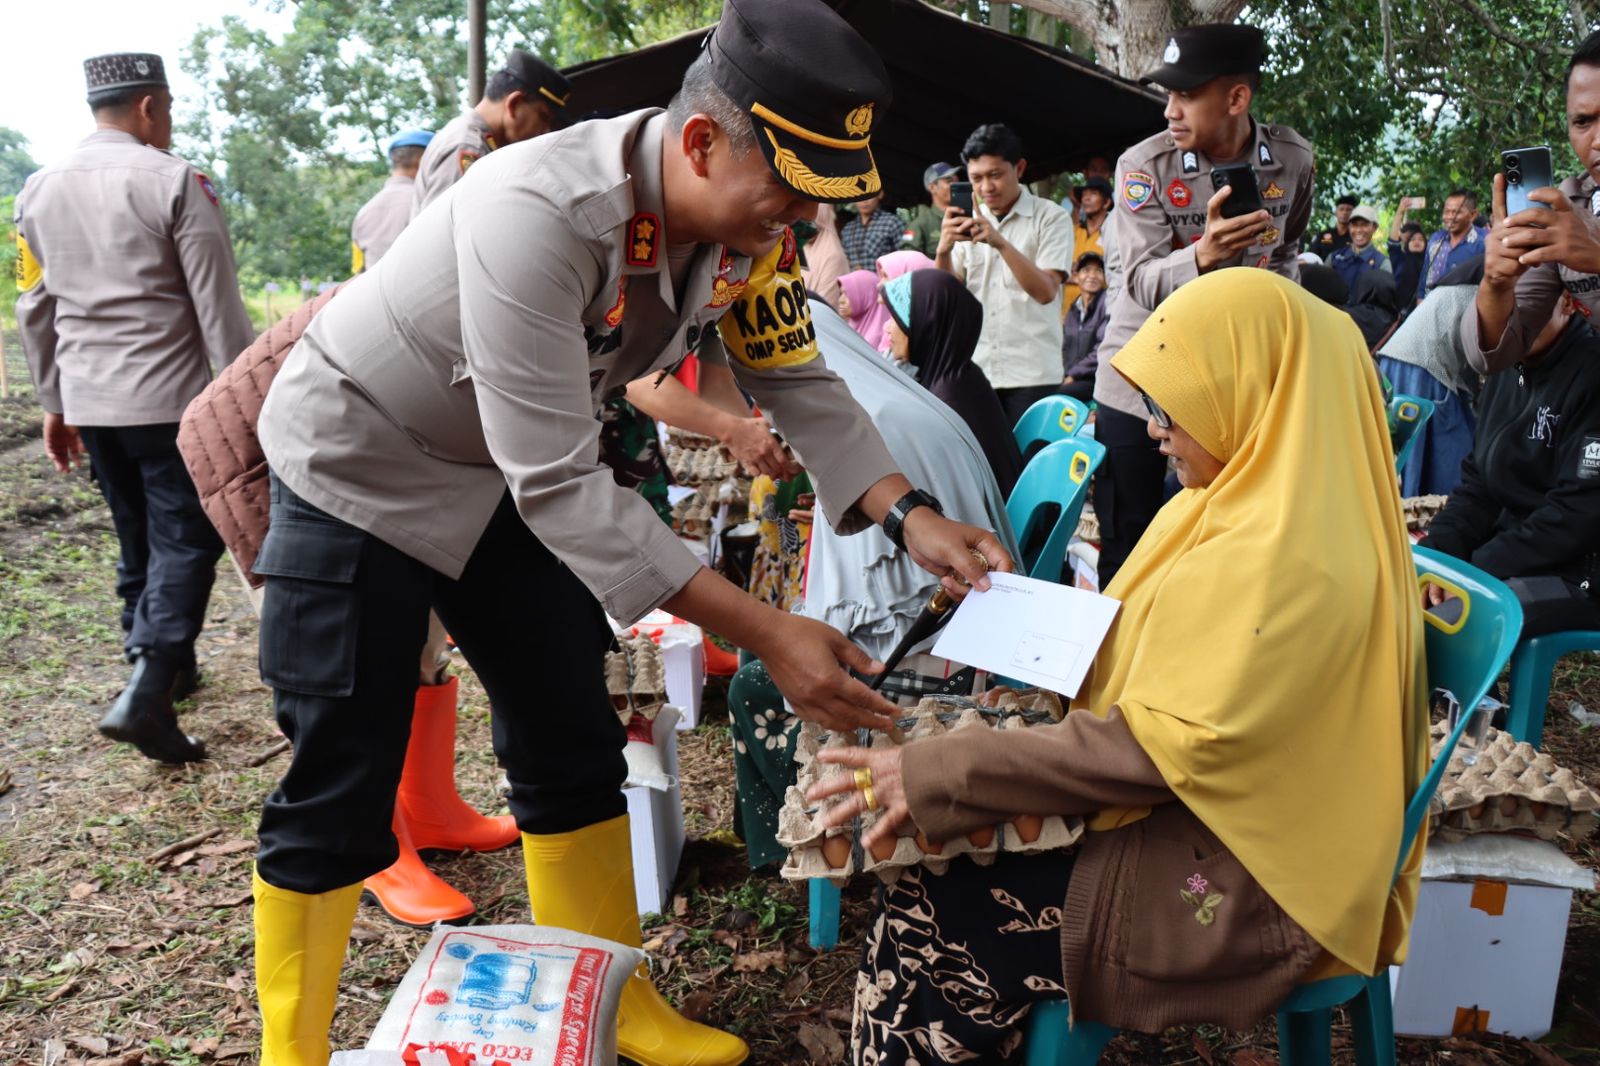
[1005,438,1106,584]
[1024,545,1523,1066]
[1506,629,1600,746]
[1014,395,1092,462]
[1390,394,1435,474]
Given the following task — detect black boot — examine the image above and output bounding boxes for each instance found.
[98,651,207,764]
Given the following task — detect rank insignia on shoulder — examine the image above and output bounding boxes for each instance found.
[458,149,479,174]
[1123,170,1156,212]
[1181,151,1199,175]
[1166,180,1192,209]
[1262,181,1286,200]
[1590,188,1600,216]
[1258,142,1274,166]
[626,213,660,268]
[196,173,219,206]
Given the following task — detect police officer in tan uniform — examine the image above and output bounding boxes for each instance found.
[246,2,1009,1063]
[1092,24,1313,585]
[13,53,255,764]
[350,128,431,273]
[1466,30,1600,373]
[410,47,571,217]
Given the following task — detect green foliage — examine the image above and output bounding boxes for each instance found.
[0,128,39,201]
[1251,0,1583,232]
[1,195,18,327]
[179,0,721,285]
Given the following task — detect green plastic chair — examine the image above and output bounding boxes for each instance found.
[1389,394,1435,475]
[1505,629,1600,747]
[1023,545,1524,1066]
[1014,395,1092,462]
[1005,438,1106,584]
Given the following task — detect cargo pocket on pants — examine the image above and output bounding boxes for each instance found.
[253,516,366,697]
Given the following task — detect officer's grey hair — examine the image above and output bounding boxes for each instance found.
[666,54,757,159]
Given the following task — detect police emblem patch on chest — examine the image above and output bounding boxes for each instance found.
[1263,181,1286,200]
[707,247,748,309]
[605,278,628,329]
[627,213,660,268]
[196,173,220,206]
[1123,171,1156,212]
[1166,180,1192,208]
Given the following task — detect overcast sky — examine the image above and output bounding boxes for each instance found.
[3,0,295,166]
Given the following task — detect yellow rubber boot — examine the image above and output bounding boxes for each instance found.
[253,868,362,1066]
[522,816,748,1066]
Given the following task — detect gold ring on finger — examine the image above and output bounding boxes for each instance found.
[862,784,879,812]
[853,767,874,790]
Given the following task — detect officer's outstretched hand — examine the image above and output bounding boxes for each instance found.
[900,508,1014,601]
[43,412,84,474]
[1195,186,1272,273]
[721,416,800,479]
[758,614,900,733]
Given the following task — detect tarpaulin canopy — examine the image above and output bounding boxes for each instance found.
[561,0,1167,205]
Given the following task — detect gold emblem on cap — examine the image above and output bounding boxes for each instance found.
[845,104,873,138]
[765,130,880,201]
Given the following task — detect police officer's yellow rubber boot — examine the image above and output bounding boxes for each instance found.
[522,816,749,1066]
[253,867,362,1066]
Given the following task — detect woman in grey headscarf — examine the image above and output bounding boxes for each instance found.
[729,298,1020,868]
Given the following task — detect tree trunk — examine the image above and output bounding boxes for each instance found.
[1005,0,1251,78]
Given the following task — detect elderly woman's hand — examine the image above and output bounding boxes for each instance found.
[807,744,912,853]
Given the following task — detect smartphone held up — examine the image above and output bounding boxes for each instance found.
[1503,145,1554,216]
[949,180,974,217]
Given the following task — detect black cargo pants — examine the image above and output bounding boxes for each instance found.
[252,473,626,893]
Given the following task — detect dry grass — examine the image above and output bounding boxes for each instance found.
[0,335,1596,1063]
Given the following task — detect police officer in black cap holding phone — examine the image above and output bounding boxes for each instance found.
[1092,23,1314,587]
[241,0,1011,1061]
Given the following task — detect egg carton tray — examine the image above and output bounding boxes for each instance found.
[1428,723,1599,843]
[606,633,667,726]
[778,693,1081,886]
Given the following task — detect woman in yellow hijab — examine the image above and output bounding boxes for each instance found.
[809,269,1427,1064]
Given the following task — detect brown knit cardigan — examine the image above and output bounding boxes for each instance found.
[176,288,339,588]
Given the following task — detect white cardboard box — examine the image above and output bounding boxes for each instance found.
[1389,835,1595,1039]
[623,712,686,917]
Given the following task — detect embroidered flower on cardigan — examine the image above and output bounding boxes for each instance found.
[1180,872,1225,926]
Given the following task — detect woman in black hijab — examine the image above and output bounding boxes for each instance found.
[881,268,1025,496]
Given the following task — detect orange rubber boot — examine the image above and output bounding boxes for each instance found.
[363,808,475,927]
[398,676,518,854]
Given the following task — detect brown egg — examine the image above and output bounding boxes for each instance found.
[914,831,945,856]
[821,835,852,869]
[967,827,995,849]
[1012,815,1044,844]
[868,833,898,861]
[1499,795,1521,818]
[1530,802,1548,820]
[1467,801,1487,819]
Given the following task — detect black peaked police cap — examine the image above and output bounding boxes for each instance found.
[1140,23,1266,92]
[706,0,892,204]
[503,48,573,121]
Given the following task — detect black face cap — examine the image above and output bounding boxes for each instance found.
[1140,24,1265,92]
[706,0,892,204]
[504,48,573,122]
[84,53,167,98]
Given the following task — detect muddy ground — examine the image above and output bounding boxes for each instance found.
[0,332,1596,1065]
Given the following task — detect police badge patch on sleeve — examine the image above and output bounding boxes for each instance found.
[1123,171,1156,212]
[196,173,220,205]
[1580,436,1600,479]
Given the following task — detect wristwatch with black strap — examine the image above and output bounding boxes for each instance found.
[881,488,943,550]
